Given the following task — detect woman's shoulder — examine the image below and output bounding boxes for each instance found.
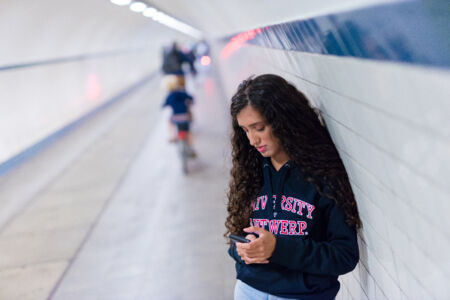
[287,166,337,207]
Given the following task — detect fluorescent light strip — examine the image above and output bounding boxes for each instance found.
[110,0,131,6]
[144,9,202,39]
[143,7,157,17]
[130,2,147,12]
[110,0,202,39]
[158,18,202,39]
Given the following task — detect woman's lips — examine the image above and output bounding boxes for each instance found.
[257,146,266,152]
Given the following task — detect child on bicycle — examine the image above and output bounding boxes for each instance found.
[162,75,196,157]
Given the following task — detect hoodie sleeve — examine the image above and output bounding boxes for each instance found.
[269,200,359,276]
[228,242,245,264]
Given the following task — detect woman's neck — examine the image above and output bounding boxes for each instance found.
[270,153,290,171]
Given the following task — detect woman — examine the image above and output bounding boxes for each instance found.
[226,74,361,300]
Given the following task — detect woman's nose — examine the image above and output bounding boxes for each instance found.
[248,132,259,146]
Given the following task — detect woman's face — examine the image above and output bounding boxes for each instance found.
[236,105,287,162]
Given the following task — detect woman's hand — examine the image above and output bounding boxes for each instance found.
[235,226,276,264]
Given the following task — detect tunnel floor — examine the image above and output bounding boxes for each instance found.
[0,71,235,300]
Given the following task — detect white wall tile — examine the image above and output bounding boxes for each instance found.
[325,113,449,236]
[293,53,450,137]
[347,272,369,300]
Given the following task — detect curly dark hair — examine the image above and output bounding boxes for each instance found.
[225,74,361,236]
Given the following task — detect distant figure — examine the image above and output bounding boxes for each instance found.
[185,44,197,76]
[226,74,360,300]
[162,75,196,157]
[162,41,196,76]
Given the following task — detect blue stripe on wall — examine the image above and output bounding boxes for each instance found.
[0,71,157,177]
[230,0,450,68]
[0,48,145,71]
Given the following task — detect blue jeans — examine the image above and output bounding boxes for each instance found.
[234,280,301,300]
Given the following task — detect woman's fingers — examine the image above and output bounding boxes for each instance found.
[237,226,277,263]
[245,234,257,241]
[243,226,265,236]
[243,256,269,264]
[238,250,269,264]
[237,243,267,261]
[240,244,263,256]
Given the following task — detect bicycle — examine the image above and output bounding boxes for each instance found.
[175,123,192,174]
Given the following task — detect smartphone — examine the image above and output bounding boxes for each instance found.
[229,234,251,243]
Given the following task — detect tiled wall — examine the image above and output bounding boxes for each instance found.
[212,2,450,299]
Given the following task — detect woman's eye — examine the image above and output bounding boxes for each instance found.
[256,127,265,132]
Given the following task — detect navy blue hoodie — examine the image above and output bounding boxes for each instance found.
[228,158,359,299]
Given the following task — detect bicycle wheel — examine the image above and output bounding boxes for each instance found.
[180,140,189,174]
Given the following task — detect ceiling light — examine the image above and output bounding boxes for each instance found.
[151,11,165,21]
[143,7,158,18]
[109,0,203,39]
[129,1,147,12]
[110,0,132,6]
[156,16,203,39]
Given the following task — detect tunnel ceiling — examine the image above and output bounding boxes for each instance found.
[151,0,394,38]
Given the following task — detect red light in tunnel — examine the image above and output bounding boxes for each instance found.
[220,28,262,59]
[200,55,211,66]
[86,74,101,101]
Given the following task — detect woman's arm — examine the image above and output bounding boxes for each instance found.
[269,202,359,276]
[236,201,359,276]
